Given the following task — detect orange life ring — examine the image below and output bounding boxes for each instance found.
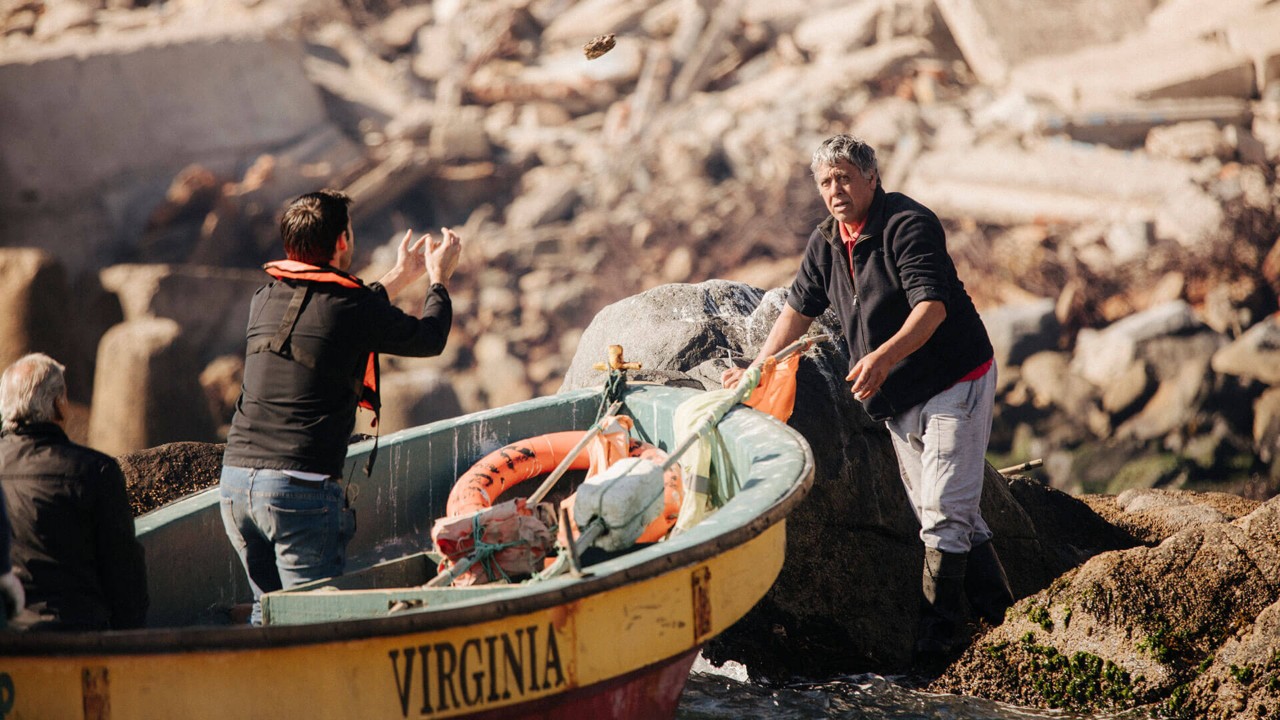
[447,431,683,544]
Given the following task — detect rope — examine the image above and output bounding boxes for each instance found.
[595,369,627,422]
[467,511,527,585]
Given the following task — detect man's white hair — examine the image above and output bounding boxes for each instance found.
[811,134,880,187]
[0,353,66,433]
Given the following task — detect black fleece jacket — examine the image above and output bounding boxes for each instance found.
[0,423,148,631]
[223,271,452,477]
[787,187,993,421]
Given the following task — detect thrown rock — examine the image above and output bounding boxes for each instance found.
[583,33,616,60]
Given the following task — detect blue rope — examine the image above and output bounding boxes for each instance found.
[595,369,627,422]
[469,511,527,584]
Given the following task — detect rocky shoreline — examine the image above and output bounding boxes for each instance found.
[932,490,1280,719]
[2,0,1277,496]
[556,281,1280,718]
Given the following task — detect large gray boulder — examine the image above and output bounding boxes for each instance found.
[561,280,1066,676]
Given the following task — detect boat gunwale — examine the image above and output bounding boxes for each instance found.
[0,386,815,657]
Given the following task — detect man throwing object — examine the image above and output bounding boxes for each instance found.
[221,190,461,624]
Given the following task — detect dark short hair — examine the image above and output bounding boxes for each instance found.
[280,190,353,265]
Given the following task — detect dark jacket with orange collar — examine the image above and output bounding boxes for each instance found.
[223,262,452,477]
[787,186,992,422]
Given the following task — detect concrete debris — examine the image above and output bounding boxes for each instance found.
[1113,333,1225,442]
[87,318,217,456]
[1225,5,1280,92]
[1070,301,1202,387]
[0,248,95,401]
[902,142,1225,248]
[1148,0,1274,42]
[0,17,340,277]
[1212,312,1280,385]
[372,3,434,52]
[1010,34,1255,111]
[98,263,265,364]
[979,298,1059,370]
[791,0,879,61]
[934,0,1153,85]
[1145,120,1236,161]
[1042,96,1253,148]
[1099,358,1154,417]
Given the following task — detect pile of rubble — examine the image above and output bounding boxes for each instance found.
[0,0,1277,491]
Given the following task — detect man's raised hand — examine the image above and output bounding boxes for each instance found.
[426,227,462,286]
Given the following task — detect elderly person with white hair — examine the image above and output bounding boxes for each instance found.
[0,353,147,631]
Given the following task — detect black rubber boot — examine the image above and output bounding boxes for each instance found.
[915,547,968,667]
[965,540,1014,626]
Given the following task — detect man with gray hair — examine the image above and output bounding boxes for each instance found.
[723,134,1013,665]
[0,353,148,631]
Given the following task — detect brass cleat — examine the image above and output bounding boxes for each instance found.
[592,345,642,372]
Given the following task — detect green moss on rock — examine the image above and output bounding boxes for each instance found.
[1017,633,1137,710]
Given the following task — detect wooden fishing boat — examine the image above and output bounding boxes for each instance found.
[0,383,813,719]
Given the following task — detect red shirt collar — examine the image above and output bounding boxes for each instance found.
[838,219,866,245]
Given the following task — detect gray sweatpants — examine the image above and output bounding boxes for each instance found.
[886,361,997,554]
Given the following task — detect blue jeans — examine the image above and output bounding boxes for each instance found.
[219,466,355,625]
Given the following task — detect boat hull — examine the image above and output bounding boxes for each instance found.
[1,523,783,718]
[0,386,812,719]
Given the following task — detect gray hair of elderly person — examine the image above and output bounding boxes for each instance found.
[811,134,880,188]
[0,353,66,433]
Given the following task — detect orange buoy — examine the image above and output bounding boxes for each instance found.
[447,430,683,544]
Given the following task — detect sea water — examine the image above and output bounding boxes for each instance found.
[676,655,1147,720]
